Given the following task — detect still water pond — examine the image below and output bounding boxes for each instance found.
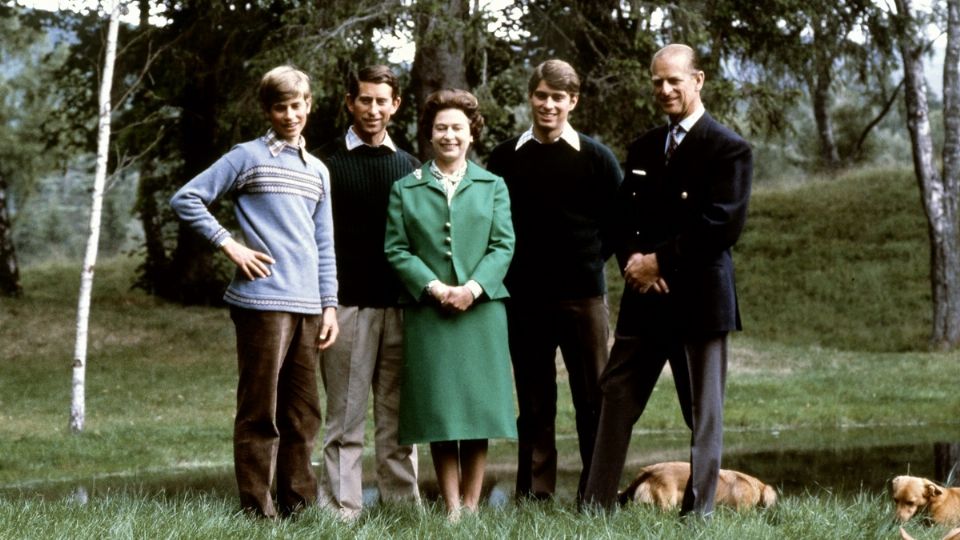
[3,424,957,503]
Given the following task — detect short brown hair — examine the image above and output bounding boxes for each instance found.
[258,65,311,112]
[528,59,580,96]
[348,65,400,100]
[419,89,485,140]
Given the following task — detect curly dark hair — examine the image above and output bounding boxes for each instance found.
[419,88,484,140]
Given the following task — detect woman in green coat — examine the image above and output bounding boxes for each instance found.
[384,89,516,520]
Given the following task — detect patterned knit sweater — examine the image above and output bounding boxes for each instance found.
[317,138,420,307]
[170,135,338,313]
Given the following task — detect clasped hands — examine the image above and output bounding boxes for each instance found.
[429,282,475,312]
[623,252,670,294]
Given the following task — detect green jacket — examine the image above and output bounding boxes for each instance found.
[385,160,515,303]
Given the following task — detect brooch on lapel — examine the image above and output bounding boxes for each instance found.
[413,169,422,179]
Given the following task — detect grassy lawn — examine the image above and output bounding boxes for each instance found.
[0,166,958,538]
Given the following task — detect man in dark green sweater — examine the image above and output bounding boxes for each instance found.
[487,59,623,503]
[316,65,421,520]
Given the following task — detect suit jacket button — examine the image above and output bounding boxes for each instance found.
[444,222,452,230]
[681,191,688,200]
[445,251,453,258]
[445,236,452,244]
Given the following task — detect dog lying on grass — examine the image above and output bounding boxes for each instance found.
[899,526,960,540]
[618,461,777,510]
[892,475,960,526]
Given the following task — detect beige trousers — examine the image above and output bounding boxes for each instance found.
[318,306,419,516]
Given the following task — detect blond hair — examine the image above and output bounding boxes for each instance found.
[258,66,311,112]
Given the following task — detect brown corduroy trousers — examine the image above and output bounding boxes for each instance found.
[230,307,323,518]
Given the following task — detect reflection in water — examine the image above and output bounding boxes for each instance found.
[724,444,935,495]
[3,425,957,504]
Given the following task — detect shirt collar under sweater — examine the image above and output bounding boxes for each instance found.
[345,125,398,152]
[264,129,308,162]
[515,122,581,151]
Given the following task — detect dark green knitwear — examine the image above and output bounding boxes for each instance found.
[317,138,420,307]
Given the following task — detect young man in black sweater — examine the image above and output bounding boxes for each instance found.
[487,59,622,502]
[316,65,421,520]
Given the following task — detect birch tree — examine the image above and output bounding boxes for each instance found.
[70,1,121,433]
[893,0,960,350]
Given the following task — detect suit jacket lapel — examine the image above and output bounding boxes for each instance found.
[672,111,714,163]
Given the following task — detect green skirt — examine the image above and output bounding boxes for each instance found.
[398,300,517,444]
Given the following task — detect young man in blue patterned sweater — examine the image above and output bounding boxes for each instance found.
[170,65,338,518]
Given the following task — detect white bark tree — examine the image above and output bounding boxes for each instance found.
[70,1,121,433]
[893,0,960,350]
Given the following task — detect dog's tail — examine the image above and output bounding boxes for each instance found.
[617,468,655,506]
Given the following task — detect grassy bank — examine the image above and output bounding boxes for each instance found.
[0,166,957,537]
[736,166,931,351]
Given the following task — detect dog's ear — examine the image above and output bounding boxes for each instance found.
[892,476,908,493]
[923,481,943,498]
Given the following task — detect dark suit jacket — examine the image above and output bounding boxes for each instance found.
[615,112,752,337]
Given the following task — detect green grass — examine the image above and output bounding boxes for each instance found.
[0,491,953,539]
[735,166,931,351]
[0,166,958,537]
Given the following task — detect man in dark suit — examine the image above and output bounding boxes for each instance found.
[582,43,752,516]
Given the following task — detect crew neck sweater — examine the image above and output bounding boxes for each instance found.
[170,137,337,314]
[487,132,622,301]
[317,138,420,307]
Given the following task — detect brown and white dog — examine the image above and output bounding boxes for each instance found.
[892,475,960,526]
[618,461,777,510]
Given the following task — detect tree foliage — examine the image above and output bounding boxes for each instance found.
[1,0,949,340]
[0,5,73,294]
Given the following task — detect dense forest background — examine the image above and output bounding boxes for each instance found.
[0,0,957,344]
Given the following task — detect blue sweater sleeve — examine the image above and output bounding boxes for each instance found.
[169,145,244,247]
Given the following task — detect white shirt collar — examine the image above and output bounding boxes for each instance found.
[345,125,398,152]
[515,122,581,151]
[673,103,706,133]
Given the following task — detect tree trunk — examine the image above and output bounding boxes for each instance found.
[161,70,225,305]
[896,0,960,350]
[0,173,22,297]
[132,165,165,294]
[410,0,470,161]
[934,442,960,485]
[812,24,841,169]
[71,1,120,433]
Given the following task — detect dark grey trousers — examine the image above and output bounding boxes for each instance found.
[583,332,728,515]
